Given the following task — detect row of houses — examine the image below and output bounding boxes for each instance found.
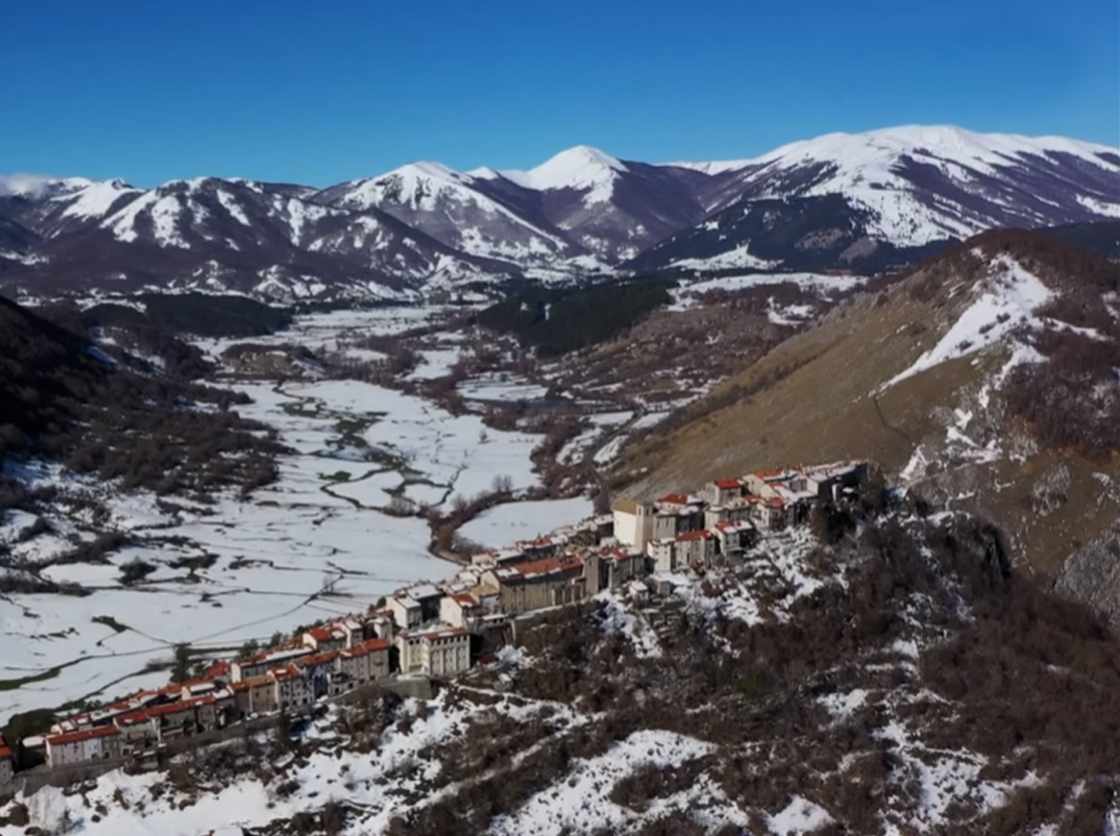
[15,459,867,776]
[381,463,868,642]
[612,462,868,569]
[27,630,400,769]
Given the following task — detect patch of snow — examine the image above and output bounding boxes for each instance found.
[883,256,1052,390]
[768,795,834,835]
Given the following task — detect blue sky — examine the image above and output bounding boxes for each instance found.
[4,0,1118,186]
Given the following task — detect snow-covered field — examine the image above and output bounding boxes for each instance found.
[457,373,550,402]
[0,308,590,720]
[459,497,593,548]
[669,272,864,311]
[193,305,452,363]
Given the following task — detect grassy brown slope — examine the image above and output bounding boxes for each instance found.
[620,276,977,488]
[617,235,1120,583]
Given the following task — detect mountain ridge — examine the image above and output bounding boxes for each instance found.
[2,125,1117,300]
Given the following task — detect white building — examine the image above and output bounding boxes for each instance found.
[270,665,314,710]
[231,646,311,683]
[647,538,677,573]
[612,499,655,551]
[395,626,471,677]
[387,595,422,630]
[45,726,121,768]
[440,593,481,629]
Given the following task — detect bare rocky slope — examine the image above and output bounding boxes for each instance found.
[615,230,1120,626]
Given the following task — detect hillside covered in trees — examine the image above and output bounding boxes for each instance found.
[0,294,284,505]
[475,278,676,356]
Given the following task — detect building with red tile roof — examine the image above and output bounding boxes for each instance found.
[45,725,121,768]
[481,556,586,615]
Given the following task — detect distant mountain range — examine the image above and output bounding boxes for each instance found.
[1,125,1117,301]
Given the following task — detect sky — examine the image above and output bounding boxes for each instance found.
[3,0,1118,187]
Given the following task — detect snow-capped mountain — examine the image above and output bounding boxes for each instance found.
[2,125,1117,300]
[488,146,712,261]
[1,176,516,300]
[630,125,1120,273]
[315,161,576,266]
[0,176,143,239]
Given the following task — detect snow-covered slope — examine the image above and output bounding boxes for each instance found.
[316,162,574,265]
[489,145,711,261]
[0,176,143,238]
[636,126,1120,273]
[718,125,1120,244]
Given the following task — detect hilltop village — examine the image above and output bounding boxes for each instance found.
[0,461,867,783]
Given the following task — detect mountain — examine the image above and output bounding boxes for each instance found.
[5,502,1120,834]
[629,125,1120,274]
[316,162,580,268]
[1042,219,1120,260]
[1,126,1117,300]
[1,176,514,301]
[490,145,713,262]
[615,228,1120,626]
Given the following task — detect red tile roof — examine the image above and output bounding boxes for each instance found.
[270,664,303,682]
[48,726,120,746]
[714,479,742,490]
[660,493,690,505]
[202,660,231,679]
[518,537,554,549]
[755,469,783,479]
[0,747,11,759]
[117,711,154,726]
[676,530,714,542]
[499,556,582,585]
[451,593,480,607]
[297,650,339,668]
[146,696,214,718]
[423,627,468,641]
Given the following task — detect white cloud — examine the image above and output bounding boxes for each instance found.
[0,172,59,197]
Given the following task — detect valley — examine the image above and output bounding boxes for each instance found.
[0,305,576,723]
[0,121,1119,835]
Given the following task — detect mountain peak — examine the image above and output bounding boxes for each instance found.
[390,161,463,182]
[498,145,628,201]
